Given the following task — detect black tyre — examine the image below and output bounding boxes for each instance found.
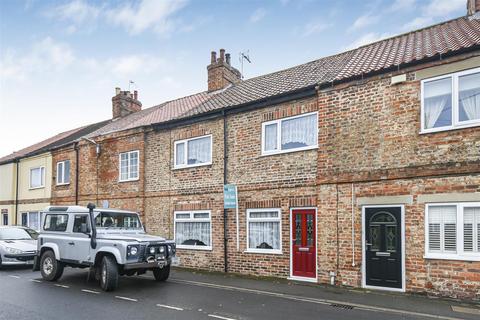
[153,265,170,282]
[40,251,64,281]
[99,255,119,292]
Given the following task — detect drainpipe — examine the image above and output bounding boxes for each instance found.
[74,142,79,205]
[351,183,356,267]
[222,110,228,273]
[14,159,19,226]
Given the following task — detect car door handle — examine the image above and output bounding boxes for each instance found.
[68,242,75,246]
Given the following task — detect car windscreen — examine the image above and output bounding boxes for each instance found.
[0,228,37,240]
[95,212,142,229]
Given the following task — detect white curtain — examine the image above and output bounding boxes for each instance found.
[281,114,317,149]
[264,124,277,151]
[175,143,185,165]
[188,137,211,164]
[249,221,280,249]
[460,90,480,121]
[176,221,210,246]
[424,96,447,129]
[29,212,39,230]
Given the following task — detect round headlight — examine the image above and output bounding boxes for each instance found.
[130,246,138,256]
[149,247,156,254]
[159,246,165,253]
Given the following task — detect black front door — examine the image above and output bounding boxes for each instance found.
[365,206,402,289]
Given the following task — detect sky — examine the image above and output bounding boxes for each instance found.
[0,0,469,157]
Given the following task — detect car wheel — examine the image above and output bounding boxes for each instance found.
[40,251,64,281]
[153,265,170,282]
[99,256,118,292]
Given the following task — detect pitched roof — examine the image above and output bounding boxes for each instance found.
[86,91,215,138]
[0,120,111,165]
[180,15,480,118]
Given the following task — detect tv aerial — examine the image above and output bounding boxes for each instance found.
[239,51,251,79]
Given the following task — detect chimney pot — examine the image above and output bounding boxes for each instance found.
[219,49,225,62]
[115,87,121,95]
[467,0,480,15]
[134,90,138,100]
[207,49,242,92]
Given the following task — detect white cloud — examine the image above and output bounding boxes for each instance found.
[422,0,465,17]
[106,0,188,35]
[348,13,380,32]
[249,8,267,23]
[345,32,392,50]
[0,37,75,81]
[105,55,166,77]
[49,0,100,24]
[302,21,331,37]
[389,0,416,12]
[402,16,434,30]
[400,0,465,32]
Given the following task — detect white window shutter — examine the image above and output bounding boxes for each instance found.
[442,207,457,252]
[428,207,442,252]
[464,208,475,252]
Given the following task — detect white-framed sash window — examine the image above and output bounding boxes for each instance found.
[425,203,480,261]
[56,160,71,185]
[421,67,480,133]
[174,210,212,250]
[119,150,139,182]
[246,208,282,254]
[29,166,45,189]
[21,211,41,231]
[174,135,212,169]
[262,112,318,155]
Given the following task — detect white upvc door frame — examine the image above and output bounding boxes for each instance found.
[288,207,318,283]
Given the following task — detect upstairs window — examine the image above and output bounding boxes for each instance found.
[56,160,70,185]
[30,167,45,189]
[119,150,139,182]
[262,112,318,155]
[425,203,480,261]
[174,135,212,169]
[421,67,480,133]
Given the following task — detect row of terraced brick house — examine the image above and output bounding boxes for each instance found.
[1,0,480,300]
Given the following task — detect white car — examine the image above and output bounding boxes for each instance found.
[0,226,38,267]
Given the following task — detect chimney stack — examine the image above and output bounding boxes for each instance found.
[207,49,242,92]
[467,0,480,15]
[112,88,142,119]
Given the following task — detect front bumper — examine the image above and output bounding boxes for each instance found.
[2,253,36,264]
[124,257,172,270]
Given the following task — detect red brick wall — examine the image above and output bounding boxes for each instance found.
[51,146,77,204]
[317,176,480,300]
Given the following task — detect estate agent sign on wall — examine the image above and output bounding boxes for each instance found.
[224,184,240,250]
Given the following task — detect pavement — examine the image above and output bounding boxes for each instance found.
[0,265,479,320]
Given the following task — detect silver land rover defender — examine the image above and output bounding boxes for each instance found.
[33,204,176,291]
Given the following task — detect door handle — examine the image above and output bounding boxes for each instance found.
[68,242,75,246]
[376,252,391,257]
[298,247,309,252]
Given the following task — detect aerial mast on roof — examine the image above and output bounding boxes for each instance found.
[239,51,251,79]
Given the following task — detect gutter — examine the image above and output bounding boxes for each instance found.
[152,85,318,131]
[74,142,79,205]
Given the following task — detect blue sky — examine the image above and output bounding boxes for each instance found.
[0,0,469,156]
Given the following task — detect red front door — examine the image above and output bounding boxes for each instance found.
[291,209,316,278]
